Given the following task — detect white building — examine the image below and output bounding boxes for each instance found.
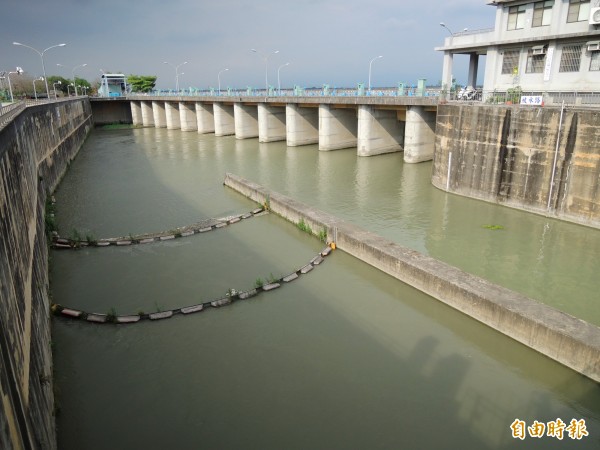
[98,73,128,97]
[437,0,600,94]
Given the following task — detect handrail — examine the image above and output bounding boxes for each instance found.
[0,102,26,132]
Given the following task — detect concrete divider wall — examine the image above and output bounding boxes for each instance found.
[165,102,181,130]
[258,104,286,143]
[0,99,92,449]
[141,101,155,127]
[286,104,319,147]
[214,103,235,136]
[404,106,436,163]
[131,101,142,125]
[432,104,600,228]
[357,105,404,156]
[224,172,600,383]
[196,102,215,134]
[318,105,358,151]
[234,103,259,139]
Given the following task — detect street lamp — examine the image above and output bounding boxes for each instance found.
[53,80,62,99]
[218,68,229,96]
[368,55,383,94]
[439,23,468,36]
[13,42,66,99]
[33,76,44,100]
[277,62,290,96]
[164,61,187,93]
[251,49,279,95]
[71,63,87,96]
[7,67,24,102]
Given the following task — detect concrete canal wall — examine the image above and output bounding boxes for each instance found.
[89,98,132,125]
[432,104,600,229]
[0,99,92,449]
[224,173,600,384]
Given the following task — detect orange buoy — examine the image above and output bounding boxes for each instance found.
[330,242,336,250]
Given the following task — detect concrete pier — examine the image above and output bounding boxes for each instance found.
[196,102,215,134]
[131,101,142,126]
[404,106,437,163]
[152,101,167,128]
[165,102,181,130]
[318,105,358,151]
[224,172,600,384]
[357,106,404,156]
[258,104,286,143]
[179,102,198,132]
[286,104,319,147]
[141,101,154,127]
[234,103,259,139]
[213,103,235,137]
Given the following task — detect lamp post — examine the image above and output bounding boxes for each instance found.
[164,61,187,93]
[277,62,290,96]
[53,80,62,99]
[439,23,468,36]
[13,42,66,99]
[218,68,229,96]
[251,49,279,95]
[32,76,44,100]
[71,63,87,96]
[368,55,383,94]
[7,67,24,102]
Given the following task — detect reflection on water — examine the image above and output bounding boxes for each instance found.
[52,128,600,449]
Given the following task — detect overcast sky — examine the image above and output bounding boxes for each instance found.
[2,0,494,90]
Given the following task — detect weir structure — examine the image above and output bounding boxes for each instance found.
[119,95,439,163]
[91,96,600,229]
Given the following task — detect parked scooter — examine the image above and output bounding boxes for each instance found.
[457,85,480,101]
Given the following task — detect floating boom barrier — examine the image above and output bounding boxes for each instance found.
[51,245,334,324]
[50,207,267,249]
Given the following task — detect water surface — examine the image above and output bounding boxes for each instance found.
[52,128,600,449]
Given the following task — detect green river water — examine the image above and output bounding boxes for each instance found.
[51,127,599,449]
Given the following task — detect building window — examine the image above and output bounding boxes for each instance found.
[532,1,554,27]
[567,0,590,23]
[507,5,527,30]
[526,48,546,73]
[591,52,600,71]
[502,50,521,74]
[559,44,583,72]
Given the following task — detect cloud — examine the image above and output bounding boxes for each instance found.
[1,0,495,89]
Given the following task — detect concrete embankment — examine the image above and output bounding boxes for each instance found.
[432,104,600,228]
[0,99,92,449]
[224,172,600,383]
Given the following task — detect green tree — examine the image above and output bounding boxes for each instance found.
[47,76,70,95]
[127,75,157,93]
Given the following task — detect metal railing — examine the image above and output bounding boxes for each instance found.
[452,27,494,37]
[0,96,88,132]
[0,101,26,131]
[443,89,600,107]
[136,86,443,99]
